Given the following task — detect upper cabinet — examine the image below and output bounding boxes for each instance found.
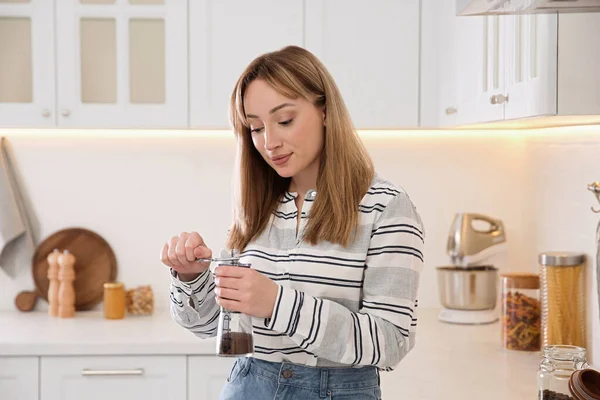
[189,0,304,128]
[1,0,598,130]
[1,0,420,129]
[454,15,507,125]
[190,0,419,129]
[502,15,557,121]
[555,13,600,116]
[56,0,188,128]
[305,0,420,129]
[432,0,600,128]
[435,10,558,127]
[0,0,55,127]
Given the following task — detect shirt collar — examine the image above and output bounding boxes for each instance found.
[285,189,317,200]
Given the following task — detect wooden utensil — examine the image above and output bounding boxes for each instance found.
[14,290,39,312]
[32,227,117,311]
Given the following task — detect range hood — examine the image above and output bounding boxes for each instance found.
[457,0,600,16]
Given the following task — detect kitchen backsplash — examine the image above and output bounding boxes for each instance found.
[0,127,598,364]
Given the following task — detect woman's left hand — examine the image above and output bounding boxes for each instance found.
[214,266,279,318]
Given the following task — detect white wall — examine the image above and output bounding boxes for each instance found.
[0,127,598,364]
[525,127,600,367]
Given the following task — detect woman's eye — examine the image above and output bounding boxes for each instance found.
[250,127,264,134]
[279,118,294,126]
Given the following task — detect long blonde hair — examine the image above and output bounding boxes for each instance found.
[227,45,374,250]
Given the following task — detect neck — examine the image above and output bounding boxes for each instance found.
[289,161,319,198]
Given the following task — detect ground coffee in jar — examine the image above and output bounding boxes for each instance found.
[218,332,254,356]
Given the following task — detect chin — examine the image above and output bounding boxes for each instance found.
[268,161,295,178]
[274,168,295,178]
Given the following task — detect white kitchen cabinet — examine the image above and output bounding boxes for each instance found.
[187,356,235,400]
[40,355,186,400]
[437,8,558,126]
[305,0,420,129]
[55,0,187,128]
[189,0,304,128]
[0,0,55,127]
[427,0,458,127]
[0,356,39,400]
[556,13,600,116]
[455,15,506,126]
[431,5,502,127]
[502,14,557,121]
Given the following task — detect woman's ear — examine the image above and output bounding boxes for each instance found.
[322,108,326,126]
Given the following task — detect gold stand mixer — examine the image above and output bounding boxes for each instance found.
[437,213,507,324]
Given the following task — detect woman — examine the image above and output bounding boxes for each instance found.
[161,45,424,400]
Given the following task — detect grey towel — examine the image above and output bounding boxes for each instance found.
[0,137,34,277]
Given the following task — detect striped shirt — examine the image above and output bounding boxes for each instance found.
[169,174,424,371]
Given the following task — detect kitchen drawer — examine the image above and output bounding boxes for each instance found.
[40,355,185,400]
[0,356,39,400]
[188,356,235,399]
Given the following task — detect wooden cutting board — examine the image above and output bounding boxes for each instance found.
[32,227,117,311]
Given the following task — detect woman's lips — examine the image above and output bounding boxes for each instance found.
[271,154,291,166]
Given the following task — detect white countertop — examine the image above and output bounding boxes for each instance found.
[0,309,218,356]
[388,309,542,400]
[0,308,545,399]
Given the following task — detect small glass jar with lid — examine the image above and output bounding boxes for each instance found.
[500,272,541,351]
[539,252,586,348]
[103,281,126,319]
[537,345,589,399]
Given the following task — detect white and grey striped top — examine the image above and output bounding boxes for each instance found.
[169,174,424,371]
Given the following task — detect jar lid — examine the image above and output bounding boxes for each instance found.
[500,272,540,289]
[538,252,585,266]
[104,282,124,289]
[569,369,600,400]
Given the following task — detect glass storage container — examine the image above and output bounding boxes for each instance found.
[538,345,589,400]
[539,252,586,348]
[103,281,126,319]
[500,272,541,351]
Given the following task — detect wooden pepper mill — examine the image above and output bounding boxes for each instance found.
[57,250,76,318]
[46,249,61,317]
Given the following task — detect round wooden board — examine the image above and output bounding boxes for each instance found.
[32,228,117,311]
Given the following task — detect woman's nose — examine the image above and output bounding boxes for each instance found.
[264,128,282,151]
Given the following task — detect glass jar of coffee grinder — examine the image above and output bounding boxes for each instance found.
[216,255,254,357]
[537,345,589,399]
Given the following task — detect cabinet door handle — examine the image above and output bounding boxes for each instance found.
[41,109,51,118]
[445,107,457,115]
[490,94,509,105]
[61,109,71,117]
[81,369,144,376]
[496,94,509,104]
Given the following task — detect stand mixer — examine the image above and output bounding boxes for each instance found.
[437,213,507,324]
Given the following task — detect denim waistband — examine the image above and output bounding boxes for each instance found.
[240,356,379,396]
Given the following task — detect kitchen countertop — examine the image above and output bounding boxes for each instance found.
[0,308,545,399]
[388,309,542,399]
[0,308,217,356]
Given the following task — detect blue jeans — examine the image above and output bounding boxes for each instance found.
[219,357,382,400]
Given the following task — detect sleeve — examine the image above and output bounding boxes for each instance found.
[264,192,424,370]
[169,267,221,338]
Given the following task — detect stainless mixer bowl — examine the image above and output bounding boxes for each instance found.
[437,266,498,310]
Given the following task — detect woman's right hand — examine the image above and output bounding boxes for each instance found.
[160,231,213,282]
